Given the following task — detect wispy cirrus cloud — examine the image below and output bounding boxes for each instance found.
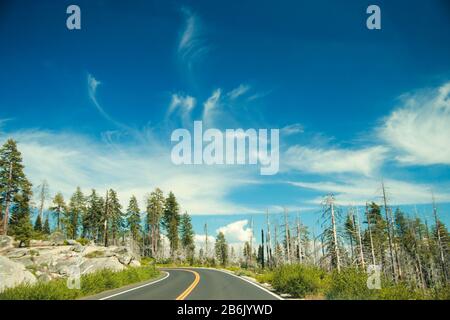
[177,7,209,68]
[0,127,257,215]
[281,123,304,136]
[288,178,450,206]
[378,81,450,166]
[202,88,222,125]
[227,84,250,100]
[284,145,388,177]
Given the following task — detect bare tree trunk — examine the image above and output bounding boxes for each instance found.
[382,181,398,282]
[283,208,291,264]
[296,213,303,264]
[355,207,366,269]
[265,209,272,268]
[432,194,448,283]
[104,191,109,247]
[366,203,377,266]
[329,197,341,272]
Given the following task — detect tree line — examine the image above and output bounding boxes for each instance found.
[250,191,449,290]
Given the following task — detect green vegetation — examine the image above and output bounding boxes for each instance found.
[253,264,450,300]
[0,266,160,300]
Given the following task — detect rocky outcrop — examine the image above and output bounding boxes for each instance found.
[0,256,37,292]
[0,241,141,292]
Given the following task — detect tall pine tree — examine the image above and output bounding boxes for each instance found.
[163,191,180,258]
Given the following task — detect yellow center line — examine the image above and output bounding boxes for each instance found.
[175,269,201,300]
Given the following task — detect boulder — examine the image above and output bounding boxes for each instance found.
[0,235,15,252]
[129,260,141,267]
[4,248,28,259]
[80,257,125,275]
[0,256,37,292]
[49,232,66,245]
[116,254,133,265]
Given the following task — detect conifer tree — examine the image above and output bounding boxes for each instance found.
[50,192,66,232]
[180,212,195,262]
[34,214,43,232]
[66,187,85,239]
[126,195,141,241]
[43,217,51,234]
[83,189,104,241]
[146,188,165,257]
[0,139,28,235]
[8,179,33,246]
[163,191,180,258]
[215,231,228,266]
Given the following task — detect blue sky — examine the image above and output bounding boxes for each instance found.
[1,0,449,243]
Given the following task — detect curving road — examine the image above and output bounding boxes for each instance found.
[90,268,281,300]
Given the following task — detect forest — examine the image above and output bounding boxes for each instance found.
[0,138,448,299]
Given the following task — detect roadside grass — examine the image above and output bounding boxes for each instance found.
[248,264,450,300]
[0,265,160,300]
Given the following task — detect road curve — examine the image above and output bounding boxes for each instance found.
[94,268,281,300]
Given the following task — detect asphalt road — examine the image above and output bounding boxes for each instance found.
[92,268,281,300]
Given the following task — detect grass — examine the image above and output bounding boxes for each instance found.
[84,250,107,258]
[0,265,161,300]
[251,264,450,300]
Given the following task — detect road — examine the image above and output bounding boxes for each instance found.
[92,268,281,300]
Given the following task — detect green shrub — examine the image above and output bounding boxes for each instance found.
[0,266,160,300]
[326,268,377,300]
[377,282,425,300]
[271,264,329,298]
[76,238,90,246]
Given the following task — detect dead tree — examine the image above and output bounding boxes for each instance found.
[284,208,291,264]
[432,194,448,283]
[354,207,366,269]
[381,181,398,282]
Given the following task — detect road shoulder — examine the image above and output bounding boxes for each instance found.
[81,271,169,300]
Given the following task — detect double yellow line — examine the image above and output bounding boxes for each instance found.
[175,269,200,300]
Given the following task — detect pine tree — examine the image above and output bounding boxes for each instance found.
[215,231,228,266]
[43,217,51,234]
[126,195,141,241]
[50,192,66,232]
[0,139,28,235]
[106,189,123,245]
[8,179,33,247]
[180,212,195,262]
[146,188,165,257]
[163,191,180,258]
[66,187,85,239]
[83,189,104,241]
[34,214,43,232]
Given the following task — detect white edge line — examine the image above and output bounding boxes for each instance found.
[194,267,284,300]
[99,271,170,300]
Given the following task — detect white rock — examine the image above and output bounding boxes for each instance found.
[80,257,125,275]
[0,236,15,252]
[129,260,141,267]
[0,256,37,292]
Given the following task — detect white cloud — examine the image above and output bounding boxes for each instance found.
[177,7,209,65]
[169,94,196,114]
[284,145,387,176]
[202,89,221,125]
[227,84,250,100]
[378,82,450,166]
[0,128,256,215]
[281,123,304,136]
[216,220,253,243]
[288,178,450,205]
